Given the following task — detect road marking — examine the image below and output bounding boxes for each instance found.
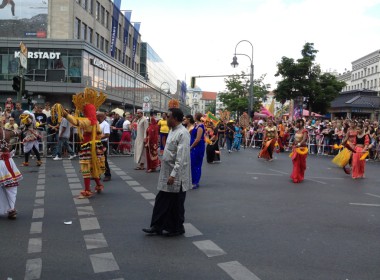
[304,178,327,185]
[365,193,380,199]
[32,209,44,219]
[246,172,283,176]
[27,238,42,253]
[193,240,226,257]
[111,167,122,171]
[37,174,45,179]
[74,198,90,205]
[35,191,45,198]
[68,178,81,183]
[34,199,44,207]
[308,176,343,180]
[69,183,82,190]
[77,206,95,216]
[25,258,42,280]
[80,217,101,231]
[141,193,156,200]
[268,169,288,175]
[90,252,120,273]
[36,185,44,190]
[125,180,140,186]
[149,200,155,206]
[120,175,133,180]
[114,170,127,176]
[36,179,45,185]
[349,203,380,207]
[218,261,261,280]
[30,222,42,234]
[64,169,76,173]
[184,223,202,237]
[132,186,148,192]
[84,233,109,249]
[71,189,82,196]
[66,173,78,178]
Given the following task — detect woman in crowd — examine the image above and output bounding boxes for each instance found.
[258,118,277,161]
[225,120,235,153]
[206,122,220,163]
[232,122,242,151]
[183,114,195,134]
[190,113,205,189]
[340,120,357,174]
[145,116,160,173]
[118,112,132,155]
[157,112,169,155]
[351,122,370,179]
[290,119,308,183]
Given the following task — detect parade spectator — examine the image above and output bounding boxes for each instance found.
[217,120,226,149]
[34,105,47,131]
[53,117,76,160]
[97,112,111,182]
[145,114,160,173]
[190,112,205,189]
[157,112,169,155]
[42,102,51,118]
[118,112,132,155]
[11,102,23,126]
[134,109,149,170]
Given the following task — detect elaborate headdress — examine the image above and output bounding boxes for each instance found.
[168,99,180,109]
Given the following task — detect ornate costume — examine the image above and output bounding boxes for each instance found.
[20,111,42,167]
[351,133,369,179]
[52,88,106,198]
[258,125,277,160]
[290,129,308,183]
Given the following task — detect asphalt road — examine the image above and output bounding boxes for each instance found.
[0,149,379,280]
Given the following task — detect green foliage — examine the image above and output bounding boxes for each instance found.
[219,72,268,116]
[205,100,216,115]
[274,42,345,114]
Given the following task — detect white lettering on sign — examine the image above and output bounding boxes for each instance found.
[91,58,107,71]
[14,51,61,60]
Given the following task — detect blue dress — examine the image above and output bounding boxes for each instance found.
[190,124,205,185]
[232,127,242,150]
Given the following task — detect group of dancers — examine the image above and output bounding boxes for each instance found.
[258,118,370,183]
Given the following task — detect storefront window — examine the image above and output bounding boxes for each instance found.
[68,57,82,83]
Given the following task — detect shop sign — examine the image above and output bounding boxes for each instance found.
[90,58,108,71]
[14,51,61,59]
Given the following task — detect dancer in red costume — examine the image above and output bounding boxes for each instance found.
[290,119,308,183]
[351,122,369,179]
[52,88,106,198]
[258,118,277,161]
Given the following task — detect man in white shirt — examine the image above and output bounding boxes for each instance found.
[97,112,111,181]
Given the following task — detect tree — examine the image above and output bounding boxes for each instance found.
[274,42,345,115]
[205,100,216,115]
[219,72,268,117]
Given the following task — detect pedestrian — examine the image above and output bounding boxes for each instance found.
[145,114,160,173]
[97,112,111,182]
[290,119,308,183]
[190,112,205,189]
[351,122,370,179]
[258,118,277,161]
[183,114,195,134]
[142,108,191,237]
[134,109,149,170]
[157,112,169,155]
[225,120,235,153]
[20,111,42,167]
[53,116,76,160]
[206,122,220,163]
[0,127,23,219]
[11,102,23,126]
[118,112,132,155]
[217,120,226,149]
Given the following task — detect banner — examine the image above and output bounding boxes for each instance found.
[131,22,141,70]
[206,111,219,126]
[122,10,131,64]
[110,0,121,58]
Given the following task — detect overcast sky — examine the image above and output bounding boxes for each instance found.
[123,0,380,93]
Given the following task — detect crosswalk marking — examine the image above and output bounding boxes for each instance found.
[141,193,156,200]
[30,222,42,234]
[90,252,120,273]
[32,209,44,219]
[27,238,42,254]
[25,258,42,280]
[184,223,202,237]
[84,233,109,249]
[80,217,101,231]
[218,261,261,280]
[193,240,226,257]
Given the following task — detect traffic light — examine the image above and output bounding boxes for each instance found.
[190,77,196,88]
[12,76,21,91]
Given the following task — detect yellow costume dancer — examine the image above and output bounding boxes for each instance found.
[52,88,106,198]
[258,119,277,161]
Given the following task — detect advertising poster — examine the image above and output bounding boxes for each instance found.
[0,0,48,38]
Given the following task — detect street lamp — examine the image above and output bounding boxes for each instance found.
[160,82,171,111]
[231,40,254,119]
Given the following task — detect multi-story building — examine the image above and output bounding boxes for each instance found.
[186,87,217,115]
[0,0,188,113]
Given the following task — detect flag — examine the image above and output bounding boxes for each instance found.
[268,99,275,115]
[206,111,219,126]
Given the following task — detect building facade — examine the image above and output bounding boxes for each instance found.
[0,0,189,113]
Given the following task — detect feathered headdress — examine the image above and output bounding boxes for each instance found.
[168,99,180,109]
[72,88,107,116]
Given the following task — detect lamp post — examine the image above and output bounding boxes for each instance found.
[231,40,254,119]
[160,82,171,111]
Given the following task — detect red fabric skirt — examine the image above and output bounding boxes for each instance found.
[258,139,276,160]
[118,131,131,152]
[290,148,307,183]
[351,146,365,179]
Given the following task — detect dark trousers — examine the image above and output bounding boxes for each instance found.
[102,141,111,177]
[150,188,186,233]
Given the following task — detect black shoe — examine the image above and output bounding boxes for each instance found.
[164,229,185,237]
[103,176,111,182]
[142,227,162,235]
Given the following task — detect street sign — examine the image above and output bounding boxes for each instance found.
[142,102,151,112]
[19,41,28,69]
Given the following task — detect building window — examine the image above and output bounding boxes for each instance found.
[82,0,87,10]
[74,18,81,39]
[81,22,87,41]
[375,79,377,88]
[96,32,99,48]
[100,36,104,51]
[118,23,122,39]
[88,27,93,43]
[89,0,93,14]
[118,49,121,61]
[96,1,100,20]
[371,67,374,74]
[106,11,109,29]
[76,0,81,4]
[101,6,105,25]
[376,66,378,73]
[105,40,109,54]
[371,80,373,88]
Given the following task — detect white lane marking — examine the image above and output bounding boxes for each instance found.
[71,189,82,196]
[111,167,122,171]
[25,258,42,280]
[30,222,42,234]
[66,173,78,178]
[132,186,148,192]
[36,179,45,185]
[27,238,42,253]
[36,185,44,190]
[68,178,81,183]
[74,198,90,205]
[120,175,133,180]
[80,217,101,231]
[268,169,288,175]
[77,206,95,216]
[218,261,261,280]
[34,199,44,207]
[246,173,283,176]
[308,176,343,180]
[32,209,44,219]
[90,252,120,273]
[69,183,82,190]
[149,201,155,206]
[141,193,156,200]
[184,223,202,238]
[304,178,327,185]
[365,193,380,199]
[84,233,109,249]
[349,203,380,207]
[114,171,127,176]
[37,174,45,179]
[35,191,45,198]
[64,169,76,173]
[125,180,140,186]
[193,240,226,257]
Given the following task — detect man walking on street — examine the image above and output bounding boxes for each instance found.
[134,109,148,170]
[53,117,76,160]
[142,108,191,237]
[97,112,111,181]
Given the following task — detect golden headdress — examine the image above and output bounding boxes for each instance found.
[72,87,107,116]
[168,99,180,109]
